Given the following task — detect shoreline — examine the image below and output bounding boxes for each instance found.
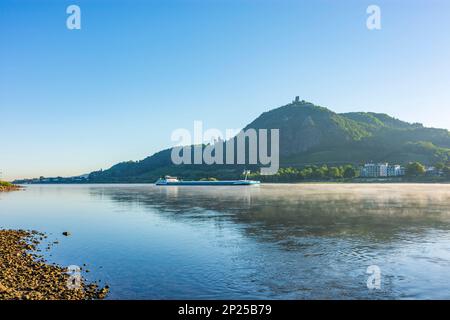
[11,180,450,185]
[0,184,22,192]
[0,229,109,300]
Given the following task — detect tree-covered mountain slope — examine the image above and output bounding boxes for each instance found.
[89,100,450,182]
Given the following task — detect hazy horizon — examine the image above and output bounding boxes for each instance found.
[2,0,450,181]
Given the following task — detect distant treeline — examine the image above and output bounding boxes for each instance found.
[246,161,450,183]
[404,161,450,178]
[12,161,450,184]
[247,165,358,182]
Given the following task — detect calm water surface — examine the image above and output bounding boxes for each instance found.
[1,184,450,299]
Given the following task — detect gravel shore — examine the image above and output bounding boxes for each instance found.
[0,229,109,300]
[0,185,21,192]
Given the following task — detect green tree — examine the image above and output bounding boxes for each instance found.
[435,162,445,171]
[343,166,357,179]
[301,167,313,179]
[443,166,450,179]
[312,167,326,179]
[328,167,342,179]
[0,181,13,187]
[406,162,426,177]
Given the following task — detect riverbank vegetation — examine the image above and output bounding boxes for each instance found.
[0,181,21,192]
[246,165,358,183]
[246,161,450,183]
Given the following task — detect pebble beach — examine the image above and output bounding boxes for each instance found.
[0,229,109,300]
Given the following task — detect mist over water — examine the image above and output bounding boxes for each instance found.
[1,184,450,299]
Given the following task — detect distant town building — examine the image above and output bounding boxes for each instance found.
[425,166,442,176]
[387,164,404,177]
[360,163,387,177]
[360,163,405,178]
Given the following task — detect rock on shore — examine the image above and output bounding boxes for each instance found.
[0,229,109,300]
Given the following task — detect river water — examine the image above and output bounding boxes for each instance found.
[1,184,450,299]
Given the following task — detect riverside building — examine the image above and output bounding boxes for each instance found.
[360,163,405,177]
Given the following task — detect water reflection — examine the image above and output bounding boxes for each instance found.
[2,184,450,299]
[88,184,450,243]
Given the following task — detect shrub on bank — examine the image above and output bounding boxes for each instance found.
[0,181,13,187]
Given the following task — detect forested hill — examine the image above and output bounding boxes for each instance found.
[88,100,450,182]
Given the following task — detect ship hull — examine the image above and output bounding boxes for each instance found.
[155,180,260,186]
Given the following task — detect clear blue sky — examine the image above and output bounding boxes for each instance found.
[1,0,450,181]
